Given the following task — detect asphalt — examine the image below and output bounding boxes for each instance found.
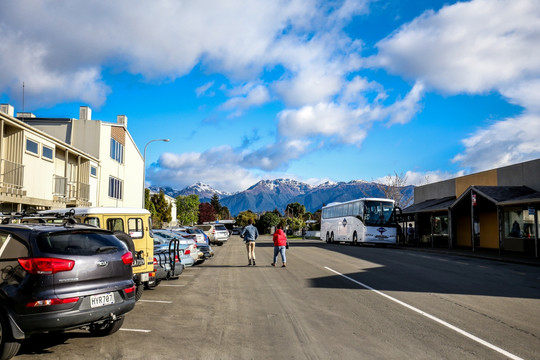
[303,237,540,267]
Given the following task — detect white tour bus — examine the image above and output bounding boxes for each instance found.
[320,198,401,245]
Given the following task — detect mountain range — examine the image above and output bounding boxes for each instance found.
[150,179,414,216]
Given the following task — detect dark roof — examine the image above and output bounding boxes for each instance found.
[451,185,540,208]
[403,196,455,214]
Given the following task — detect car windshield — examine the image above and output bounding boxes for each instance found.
[215,225,227,231]
[38,230,126,256]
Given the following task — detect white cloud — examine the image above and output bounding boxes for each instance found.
[220,84,270,114]
[374,0,540,95]
[402,170,465,186]
[453,114,540,172]
[149,147,259,192]
[372,0,540,175]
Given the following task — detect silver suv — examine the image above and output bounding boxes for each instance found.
[195,223,229,246]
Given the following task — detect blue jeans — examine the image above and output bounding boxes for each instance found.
[273,246,286,264]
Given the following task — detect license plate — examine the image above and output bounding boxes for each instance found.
[90,292,115,308]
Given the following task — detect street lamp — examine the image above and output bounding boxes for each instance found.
[142,139,170,208]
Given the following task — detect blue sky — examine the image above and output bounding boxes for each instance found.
[1,0,539,193]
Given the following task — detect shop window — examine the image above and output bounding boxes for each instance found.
[503,208,535,238]
[432,215,449,235]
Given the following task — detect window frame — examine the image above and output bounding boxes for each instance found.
[41,145,54,161]
[25,138,39,157]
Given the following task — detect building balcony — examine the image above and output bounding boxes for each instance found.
[0,159,26,196]
[53,175,91,206]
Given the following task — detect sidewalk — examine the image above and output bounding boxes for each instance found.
[398,244,540,267]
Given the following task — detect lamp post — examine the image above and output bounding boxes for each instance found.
[142,139,170,208]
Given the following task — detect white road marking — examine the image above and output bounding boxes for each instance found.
[120,328,152,333]
[158,284,185,287]
[324,266,524,360]
[137,299,173,304]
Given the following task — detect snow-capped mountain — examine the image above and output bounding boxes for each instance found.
[153,178,414,215]
[149,182,231,203]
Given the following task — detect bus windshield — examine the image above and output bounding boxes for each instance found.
[363,200,396,226]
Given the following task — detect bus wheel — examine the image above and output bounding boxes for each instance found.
[326,233,330,243]
[330,232,334,243]
[352,233,357,246]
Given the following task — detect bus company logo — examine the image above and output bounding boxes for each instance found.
[342,218,347,227]
[377,227,387,235]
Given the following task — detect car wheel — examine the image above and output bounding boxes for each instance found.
[218,242,223,246]
[89,317,125,337]
[135,284,144,301]
[0,313,21,360]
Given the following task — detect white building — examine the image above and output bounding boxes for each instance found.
[0,104,144,211]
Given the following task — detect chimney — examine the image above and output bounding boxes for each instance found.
[79,106,92,120]
[117,115,127,127]
[16,112,36,118]
[0,104,14,117]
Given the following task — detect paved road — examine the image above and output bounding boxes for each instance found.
[15,235,540,359]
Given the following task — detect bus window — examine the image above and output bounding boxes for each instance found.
[84,217,100,228]
[106,218,124,232]
[128,218,144,239]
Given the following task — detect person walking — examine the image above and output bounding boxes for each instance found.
[241,219,259,266]
[272,224,287,267]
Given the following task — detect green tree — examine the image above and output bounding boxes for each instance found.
[257,212,280,234]
[144,189,156,217]
[285,202,306,218]
[287,217,304,232]
[150,191,172,228]
[219,206,231,220]
[176,194,200,226]
[210,193,222,217]
[235,210,257,227]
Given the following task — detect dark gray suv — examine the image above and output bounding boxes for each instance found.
[0,223,136,359]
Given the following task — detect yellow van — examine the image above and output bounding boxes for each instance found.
[39,207,154,300]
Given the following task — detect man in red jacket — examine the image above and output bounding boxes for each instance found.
[272,224,288,267]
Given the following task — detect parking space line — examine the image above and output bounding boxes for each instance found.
[120,328,152,333]
[137,300,173,304]
[158,284,185,287]
[324,266,524,360]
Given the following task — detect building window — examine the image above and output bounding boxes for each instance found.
[108,176,123,199]
[110,138,124,164]
[25,138,39,155]
[42,145,54,161]
[90,166,97,177]
[504,208,535,238]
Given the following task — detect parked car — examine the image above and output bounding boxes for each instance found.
[195,223,229,246]
[167,229,205,264]
[153,230,195,267]
[148,244,184,288]
[183,227,206,243]
[0,222,136,359]
[185,227,214,258]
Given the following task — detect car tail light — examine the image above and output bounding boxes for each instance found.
[122,251,133,265]
[124,285,136,294]
[184,249,190,255]
[18,257,75,275]
[175,255,179,262]
[153,257,158,265]
[26,297,79,307]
